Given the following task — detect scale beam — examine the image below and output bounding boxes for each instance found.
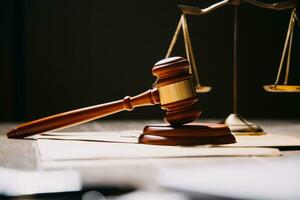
[179,0,232,15]
[179,0,295,16]
[245,0,295,10]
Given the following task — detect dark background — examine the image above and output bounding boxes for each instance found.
[1,0,300,122]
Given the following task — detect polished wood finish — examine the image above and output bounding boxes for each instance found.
[139,134,236,146]
[153,57,201,126]
[7,56,235,145]
[7,89,160,138]
[7,57,201,138]
[143,123,233,137]
[140,123,236,146]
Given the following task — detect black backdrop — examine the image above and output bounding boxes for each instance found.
[1,0,300,121]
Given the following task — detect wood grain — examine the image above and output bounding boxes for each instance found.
[153,57,201,125]
[6,56,202,138]
[7,89,159,138]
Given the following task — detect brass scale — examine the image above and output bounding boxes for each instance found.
[165,0,299,135]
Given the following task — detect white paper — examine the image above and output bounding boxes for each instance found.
[30,131,300,147]
[158,159,300,200]
[0,168,81,196]
[36,139,281,161]
[224,134,300,147]
[30,130,140,143]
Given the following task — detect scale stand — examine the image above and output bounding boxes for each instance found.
[178,0,296,135]
[223,5,264,135]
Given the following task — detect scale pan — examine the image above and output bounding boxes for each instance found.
[263,85,300,93]
[196,85,212,93]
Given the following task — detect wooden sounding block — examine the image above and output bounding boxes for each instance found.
[139,123,236,146]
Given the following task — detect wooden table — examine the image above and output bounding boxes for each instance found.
[1,120,300,198]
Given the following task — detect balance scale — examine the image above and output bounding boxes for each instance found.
[165,0,299,135]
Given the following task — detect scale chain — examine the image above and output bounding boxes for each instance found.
[284,10,296,84]
[275,9,295,85]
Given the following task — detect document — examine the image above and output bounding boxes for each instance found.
[158,159,300,200]
[31,130,300,147]
[36,138,281,161]
[0,168,81,196]
[31,130,140,143]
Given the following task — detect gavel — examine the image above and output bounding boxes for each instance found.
[7,57,201,138]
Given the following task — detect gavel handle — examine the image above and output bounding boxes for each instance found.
[7,89,160,138]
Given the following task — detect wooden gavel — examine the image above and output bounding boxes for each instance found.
[7,57,201,138]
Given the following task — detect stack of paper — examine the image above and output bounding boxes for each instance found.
[32,130,290,162]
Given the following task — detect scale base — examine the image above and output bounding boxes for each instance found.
[222,114,265,136]
[195,84,212,93]
[139,123,236,146]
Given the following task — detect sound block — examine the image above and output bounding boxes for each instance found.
[139,123,236,146]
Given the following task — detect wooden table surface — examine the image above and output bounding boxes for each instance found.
[1,119,300,196]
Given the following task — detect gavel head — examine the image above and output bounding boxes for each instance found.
[152,56,201,126]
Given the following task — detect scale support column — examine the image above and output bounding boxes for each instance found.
[222,5,264,135]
